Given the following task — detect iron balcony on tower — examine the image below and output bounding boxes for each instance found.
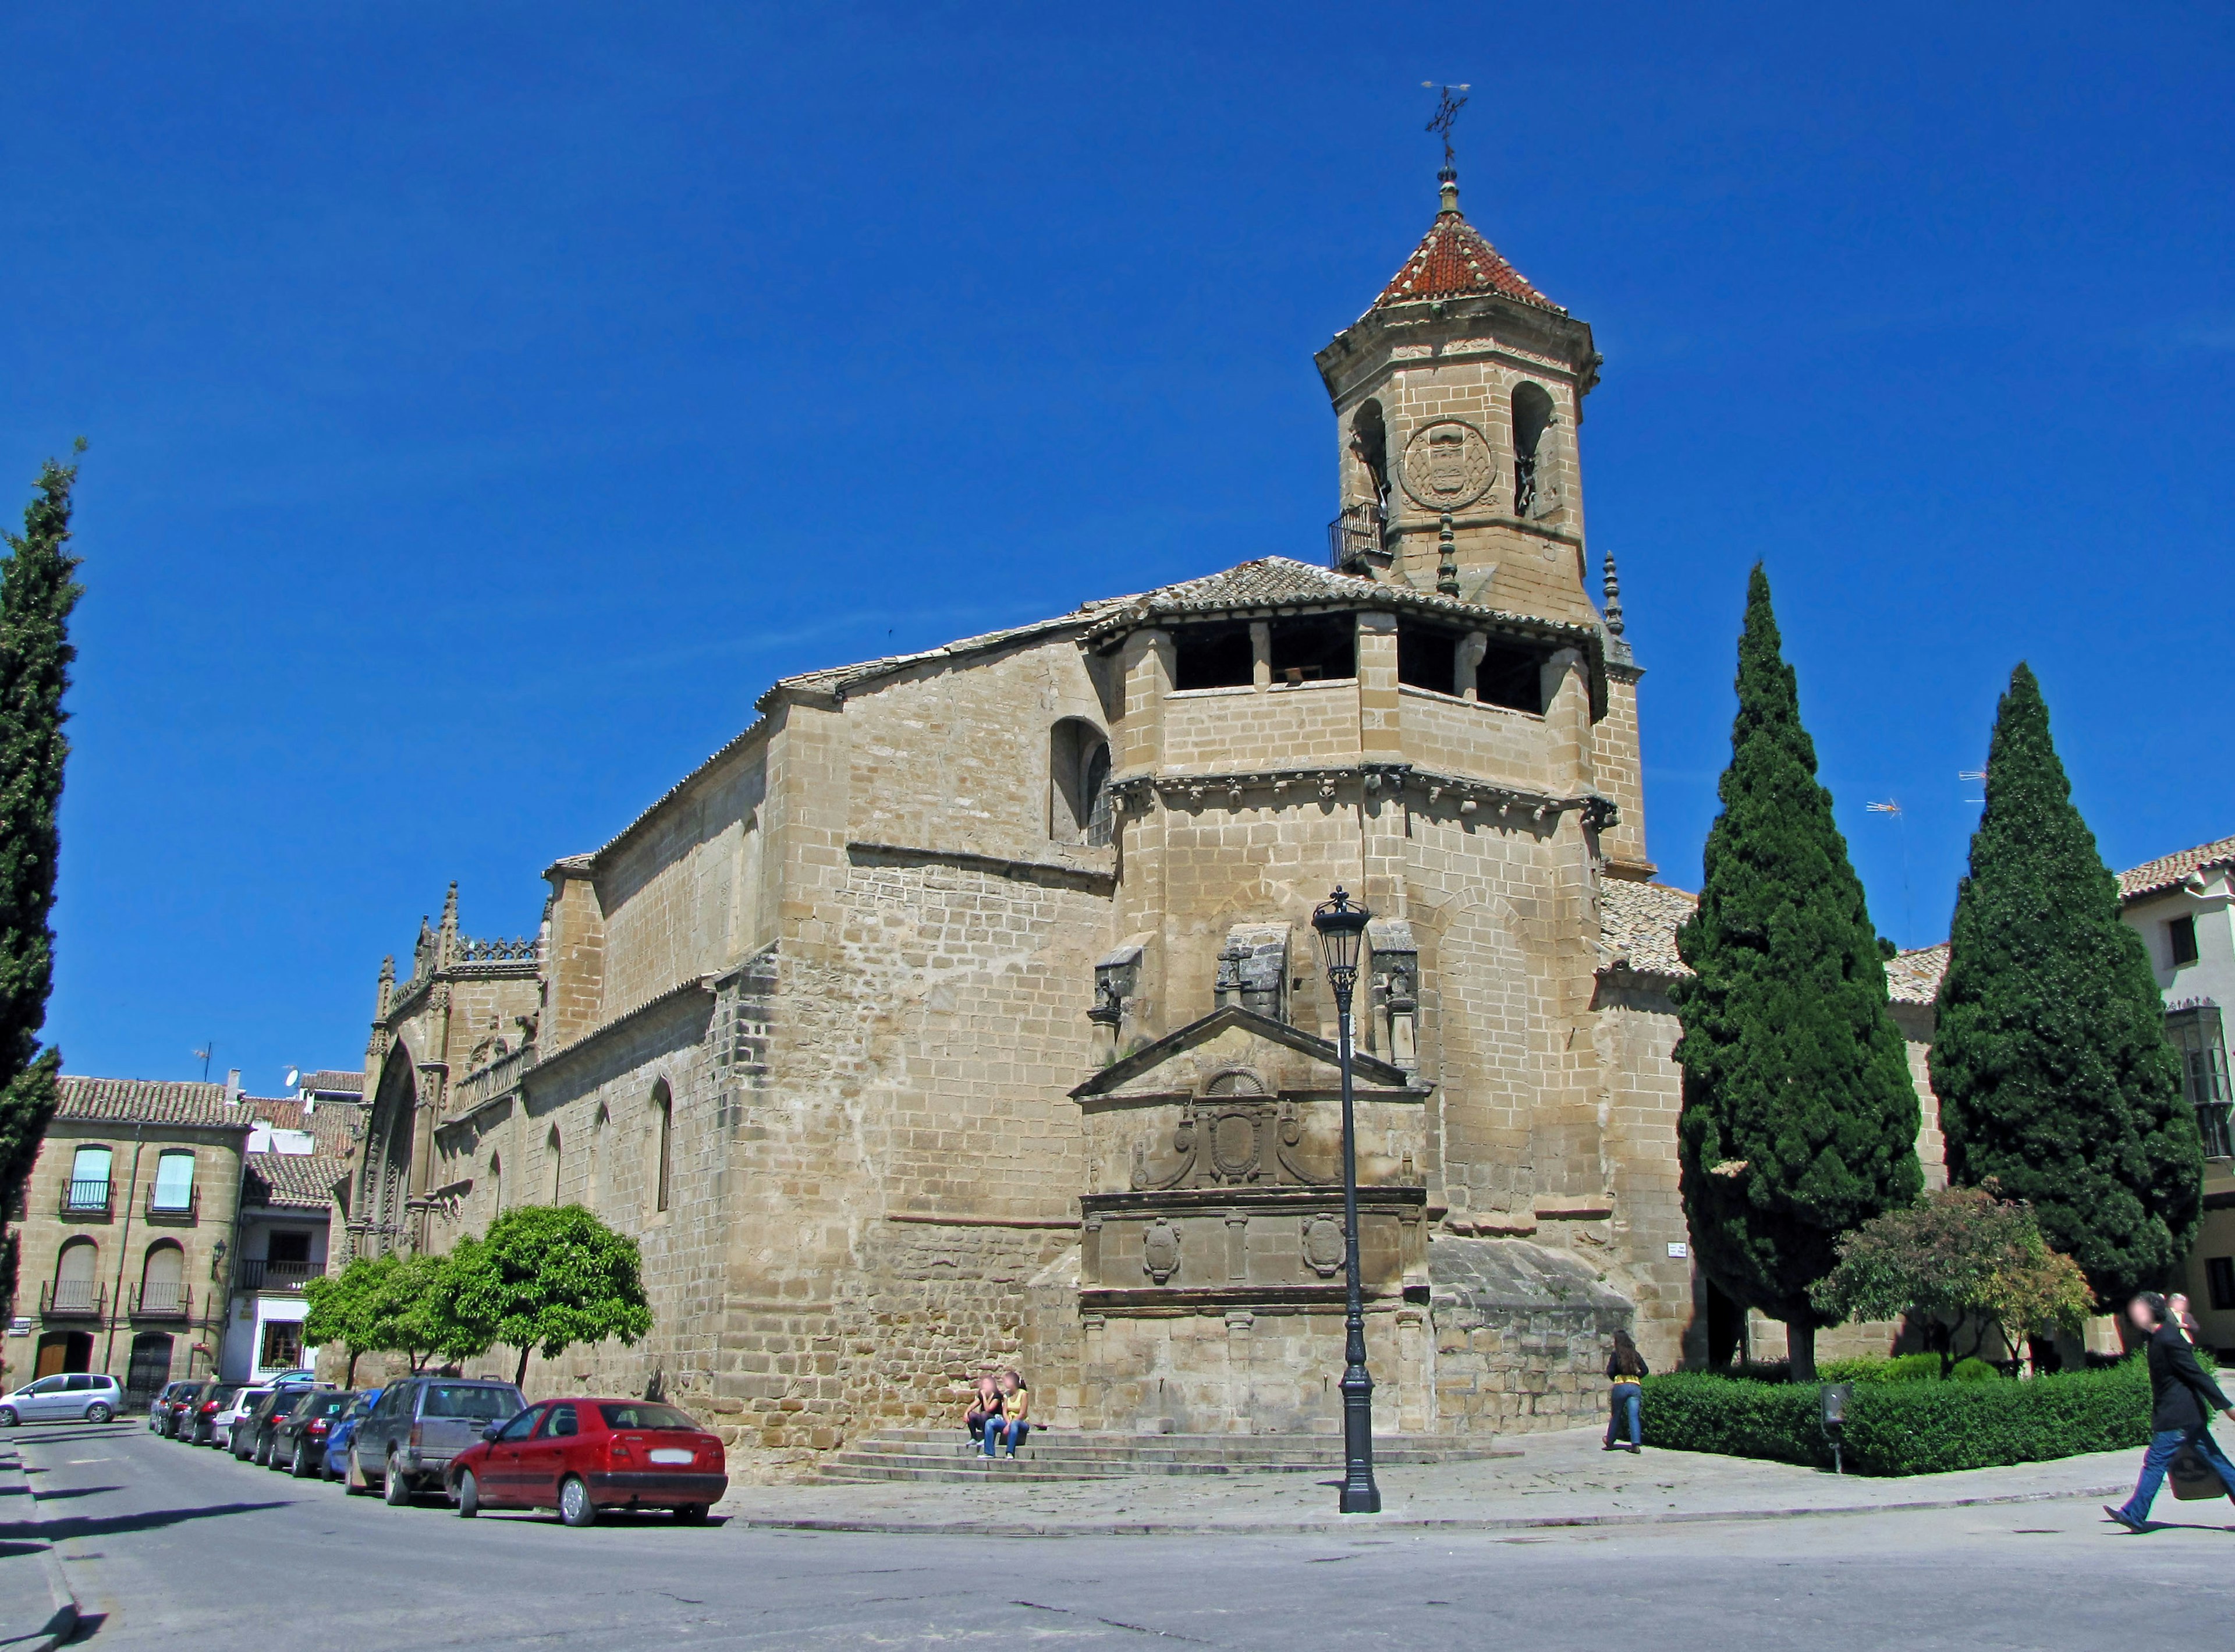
[1327,503,1388,572]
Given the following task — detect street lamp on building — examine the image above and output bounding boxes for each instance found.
[1311,885,1381,1515]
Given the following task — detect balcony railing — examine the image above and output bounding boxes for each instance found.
[236,1259,320,1293]
[61,1179,112,1217]
[146,1185,199,1224]
[1326,503,1387,570]
[40,1281,104,1317]
[2202,1104,2234,1161]
[130,1283,191,1319]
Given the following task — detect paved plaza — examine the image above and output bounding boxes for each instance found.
[6,1421,2231,1650]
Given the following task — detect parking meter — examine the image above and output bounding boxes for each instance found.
[1819,1381,1853,1476]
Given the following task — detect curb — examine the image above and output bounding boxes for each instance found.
[724,1481,2130,1538]
[0,1447,79,1652]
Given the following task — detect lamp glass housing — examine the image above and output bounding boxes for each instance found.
[1311,887,1371,995]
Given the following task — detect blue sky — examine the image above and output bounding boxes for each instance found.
[6,2,2230,1089]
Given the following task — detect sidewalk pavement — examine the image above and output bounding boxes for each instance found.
[0,1446,79,1652]
[716,1425,2144,1537]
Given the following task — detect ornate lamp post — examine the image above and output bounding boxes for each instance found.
[1311,885,1381,1515]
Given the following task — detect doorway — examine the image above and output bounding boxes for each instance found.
[125,1332,175,1408]
[35,1331,94,1378]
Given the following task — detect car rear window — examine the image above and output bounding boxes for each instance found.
[311,1394,350,1417]
[420,1384,522,1420]
[597,1403,700,1431]
[208,1385,240,1403]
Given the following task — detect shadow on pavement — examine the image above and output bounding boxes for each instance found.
[0,1501,292,1544]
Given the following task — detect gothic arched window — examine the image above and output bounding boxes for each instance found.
[1049,719,1112,846]
[1512,382,1556,518]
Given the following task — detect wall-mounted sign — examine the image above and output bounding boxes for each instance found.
[1666,1242,1688,1260]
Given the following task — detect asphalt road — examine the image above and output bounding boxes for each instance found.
[10,1420,2235,1649]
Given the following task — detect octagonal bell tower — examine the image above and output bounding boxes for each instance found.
[1315,167,1603,630]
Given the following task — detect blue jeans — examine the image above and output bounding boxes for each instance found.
[1606,1384,1642,1448]
[983,1417,1029,1457]
[2114,1425,2235,1524]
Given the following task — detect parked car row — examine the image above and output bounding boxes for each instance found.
[151,1371,729,1526]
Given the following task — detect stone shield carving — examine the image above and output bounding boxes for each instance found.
[1143,1217,1182,1284]
[1301,1213,1346,1279]
[1399,419,1495,512]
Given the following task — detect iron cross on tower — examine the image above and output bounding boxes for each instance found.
[1423,81,1471,168]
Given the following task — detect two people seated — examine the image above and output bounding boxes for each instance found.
[963,1369,1030,1458]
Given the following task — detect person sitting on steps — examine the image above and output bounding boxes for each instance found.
[963,1373,1001,1445]
[982,1369,1030,1459]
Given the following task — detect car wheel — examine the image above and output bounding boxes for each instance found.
[673,1503,708,1524]
[558,1476,597,1529]
[0,1407,16,1428]
[254,1435,271,1467]
[290,1440,312,1479]
[85,1403,112,1425]
[453,1470,479,1519]
[383,1455,412,1506]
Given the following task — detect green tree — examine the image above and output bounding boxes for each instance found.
[446,1206,652,1387]
[1673,565,1923,1380]
[370,1249,489,1373]
[1811,1185,2093,1374]
[303,1255,386,1386]
[0,448,85,1243]
[1931,664,2202,1310]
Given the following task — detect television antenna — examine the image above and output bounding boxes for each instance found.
[1866,800,1914,945]
[1422,82,1471,168]
[1960,770,1986,805]
[192,1041,213,1083]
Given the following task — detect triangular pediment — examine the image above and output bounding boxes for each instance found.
[1070,1005,1418,1101]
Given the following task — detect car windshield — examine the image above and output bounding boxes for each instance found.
[208,1386,240,1403]
[597,1403,701,1432]
[421,1384,521,1421]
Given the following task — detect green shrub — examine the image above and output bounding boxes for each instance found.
[1818,1353,1944,1385]
[1949,1357,2002,1383]
[1638,1356,2152,1475]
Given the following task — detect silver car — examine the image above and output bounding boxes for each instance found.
[349,1376,524,1505]
[0,1373,121,1426]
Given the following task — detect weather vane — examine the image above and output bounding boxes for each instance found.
[1422,82,1471,168]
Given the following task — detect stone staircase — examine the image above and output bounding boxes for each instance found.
[815,1428,1520,1483]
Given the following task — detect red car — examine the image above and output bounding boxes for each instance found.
[443,1397,727,1527]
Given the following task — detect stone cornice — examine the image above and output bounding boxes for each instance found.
[1108,764,1617,829]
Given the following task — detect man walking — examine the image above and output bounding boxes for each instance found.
[2105,1292,2235,1532]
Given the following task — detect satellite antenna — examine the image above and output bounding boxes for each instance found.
[285,1067,300,1091]
[1866,800,1914,944]
[1422,82,1472,168]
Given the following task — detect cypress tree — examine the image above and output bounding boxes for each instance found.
[0,446,84,1245]
[1673,566,1922,1379]
[1931,664,2200,1310]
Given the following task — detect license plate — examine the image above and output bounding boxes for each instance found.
[648,1448,694,1465]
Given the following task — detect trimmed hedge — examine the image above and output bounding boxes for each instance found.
[1638,1357,2153,1475]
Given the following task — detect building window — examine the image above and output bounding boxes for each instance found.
[1269,614,1355,685]
[547,1126,563,1203]
[66,1146,112,1212]
[652,1082,673,1214]
[488,1153,502,1219]
[150,1151,194,1213]
[1477,641,1547,714]
[1171,622,1255,691]
[1396,623,1459,694]
[139,1242,185,1313]
[2208,1257,2235,1313]
[1512,382,1555,517]
[2169,915,2201,967]
[52,1237,98,1312]
[2166,1005,2233,1158]
[260,1320,304,1371]
[592,1104,611,1211]
[1049,719,1113,846]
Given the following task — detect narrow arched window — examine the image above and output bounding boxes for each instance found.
[591,1104,611,1211]
[652,1082,673,1214]
[546,1126,563,1203]
[1512,383,1556,518]
[1049,719,1112,846]
[140,1242,185,1313]
[488,1153,503,1219]
[53,1237,98,1313]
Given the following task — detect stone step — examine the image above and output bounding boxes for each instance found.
[813,1428,1517,1483]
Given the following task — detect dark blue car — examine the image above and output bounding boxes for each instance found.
[322,1388,382,1481]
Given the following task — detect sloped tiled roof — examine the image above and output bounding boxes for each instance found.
[55,1076,253,1130]
[1885,943,1951,1006]
[1373,178,1560,315]
[1597,881,1950,1006]
[297,1069,364,1096]
[2118,835,2235,901]
[1075,556,1602,652]
[243,1151,348,1212]
[239,1096,360,1155]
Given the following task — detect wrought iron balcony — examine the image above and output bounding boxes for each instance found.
[236,1259,320,1293]
[146,1186,199,1224]
[130,1283,191,1319]
[1327,504,1387,570]
[61,1179,112,1217]
[40,1281,104,1317]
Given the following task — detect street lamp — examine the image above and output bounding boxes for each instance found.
[1311,885,1381,1515]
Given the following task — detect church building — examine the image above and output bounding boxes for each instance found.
[336,164,1942,1459]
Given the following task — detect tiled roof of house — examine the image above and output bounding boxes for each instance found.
[239,1096,360,1155]
[1074,556,1602,652]
[54,1076,253,1130]
[1372,179,1560,315]
[296,1069,364,1096]
[1598,881,1952,1006]
[2117,834,2235,901]
[243,1151,347,1212]
[1884,943,1951,1006]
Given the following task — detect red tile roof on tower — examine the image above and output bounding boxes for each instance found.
[1373,172,1561,315]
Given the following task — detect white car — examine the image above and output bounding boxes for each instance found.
[0,1373,121,1426]
[212,1386,271,1452]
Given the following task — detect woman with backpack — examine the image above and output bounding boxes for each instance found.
[1605,1328,1649,1454]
